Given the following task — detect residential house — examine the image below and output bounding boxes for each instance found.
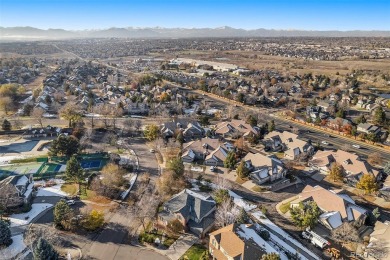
[161,119,204,140]
[181,138,223,163]
[23,126,72,139]
[243,153,287,185]
[366,221,390,260]
[357,123,381,135]
[290,185,367,229]
[308,150,380,186]
[215,120,258,139]
[0,174,34,209]
[327,117,352,131]
[263,131,314,159]
[157,189,216,238]
[209,223,281,260]
[317,101,332,112]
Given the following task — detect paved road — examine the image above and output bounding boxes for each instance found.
[178,86,390,163]
[83,137,168,260]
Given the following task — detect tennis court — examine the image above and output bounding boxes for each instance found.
[0,162,43,176]
[80,160,103,169]
[39,163,65,175]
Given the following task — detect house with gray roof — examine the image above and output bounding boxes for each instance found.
[0,174,34,209]
[357,123,381,135]
[161,119,204,140]
[157,189,216,238]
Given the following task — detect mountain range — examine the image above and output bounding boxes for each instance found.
[1,26,390,40]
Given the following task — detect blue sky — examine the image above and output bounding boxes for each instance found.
[0,0,389,30]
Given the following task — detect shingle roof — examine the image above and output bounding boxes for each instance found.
[164,189,216,221]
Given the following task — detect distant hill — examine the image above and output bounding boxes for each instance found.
[1,26,390,40]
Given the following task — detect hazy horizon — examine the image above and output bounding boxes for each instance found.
[1,0,389,31]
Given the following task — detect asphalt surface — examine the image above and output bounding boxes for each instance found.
[83,137,168,260]
[180,87,390,163]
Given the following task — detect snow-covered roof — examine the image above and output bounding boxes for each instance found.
[320,211,343,229]
[16,175,29,186]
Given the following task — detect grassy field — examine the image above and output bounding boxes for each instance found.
[179,244,208,260]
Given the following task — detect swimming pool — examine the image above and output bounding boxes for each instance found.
[0,140,40,154]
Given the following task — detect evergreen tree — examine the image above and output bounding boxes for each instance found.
[0,219,12,247]
[236,160,249,179]
[213,189,230,205]
[290,201,320,230]
[373,106,386,125]
[166,157,184,178]
[268,120,275,132]
[236,208,249,224]
[48,135,80,157]
[65,155,84,188]
[223,151,237,169]
[33,238,59,260]
[53,200,73,229]
[1,119,11,131]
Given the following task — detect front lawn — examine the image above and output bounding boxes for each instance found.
[139,229,178,248]
[61,183,111,204]
[179,244,208,260]
[61,183,78,195]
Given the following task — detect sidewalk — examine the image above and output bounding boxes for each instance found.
[164,234,199,260]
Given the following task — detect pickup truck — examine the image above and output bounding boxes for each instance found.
[302,228,330,249]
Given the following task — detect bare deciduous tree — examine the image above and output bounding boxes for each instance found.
[215,199,240,228]
[332,222,359,246]
[32,107,45,128]
[365,240,390,260]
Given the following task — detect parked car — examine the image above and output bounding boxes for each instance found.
[66,200,75,205]
[210,166,217,172]
[321,141,329,145]
[150,149,155,153]
[352,144,361,149]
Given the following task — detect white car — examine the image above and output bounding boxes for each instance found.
[66,200,75,205]
[352,144,361,149]
[321,141,329,145]
[210,166,217,172]
[149,149,155,153]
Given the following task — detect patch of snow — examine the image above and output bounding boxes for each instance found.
[9,203,53,227]
[36,184,68,197]
[120,174,137,200]
[237,224,282,257]
[252,211,320,260]
[190,167,203,172]
[0,234,26,259]
[229,190,257,211]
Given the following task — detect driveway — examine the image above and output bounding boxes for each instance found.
[83,137,168,260]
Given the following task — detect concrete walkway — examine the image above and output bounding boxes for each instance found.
[164,234,199,260]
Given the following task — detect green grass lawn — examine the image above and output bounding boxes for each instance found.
[279,200,293,214]
[180,244,208,260]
